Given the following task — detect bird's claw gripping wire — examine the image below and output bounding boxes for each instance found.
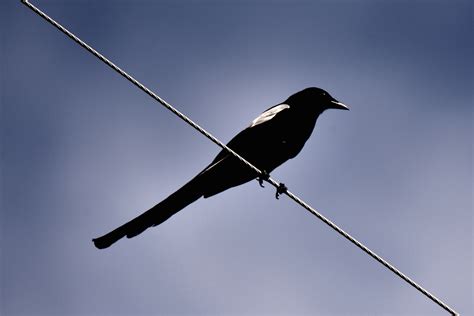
[257,171,287,199]
[275,183,288,199]
[257,170,270,188]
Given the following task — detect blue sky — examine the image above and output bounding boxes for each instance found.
[1,0,472,315]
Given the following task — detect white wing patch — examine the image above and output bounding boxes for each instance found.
[250,104,290,127]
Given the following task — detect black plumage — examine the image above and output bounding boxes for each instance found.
[93,87,348,249]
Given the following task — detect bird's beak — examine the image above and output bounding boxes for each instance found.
[330,100,350,111]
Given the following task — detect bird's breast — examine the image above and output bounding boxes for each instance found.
[248,115,317,171]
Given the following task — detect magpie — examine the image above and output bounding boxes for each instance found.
[93,87,349,249]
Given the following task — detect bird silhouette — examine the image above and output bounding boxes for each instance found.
[93,87,349,249]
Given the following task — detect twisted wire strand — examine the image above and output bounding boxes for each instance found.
[21,1,458,315]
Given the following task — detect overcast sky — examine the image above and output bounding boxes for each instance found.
[2,0,472,315]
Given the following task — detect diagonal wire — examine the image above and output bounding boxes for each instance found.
[20,1,458,315]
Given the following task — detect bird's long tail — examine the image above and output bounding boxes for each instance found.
[93,176,203,249]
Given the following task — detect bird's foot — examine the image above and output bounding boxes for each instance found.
[275,183,288,199]
[257,170,270,188]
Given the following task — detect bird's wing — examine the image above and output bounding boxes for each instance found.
[249,103,290,127]
[203,103,291,171]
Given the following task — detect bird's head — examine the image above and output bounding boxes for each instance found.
[286,87,349,113]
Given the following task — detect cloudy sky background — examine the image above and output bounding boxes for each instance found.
[2,0,472,315]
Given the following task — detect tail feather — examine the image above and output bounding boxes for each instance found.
[93,177,203,249]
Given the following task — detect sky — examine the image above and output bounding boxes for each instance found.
[1,0,472,315]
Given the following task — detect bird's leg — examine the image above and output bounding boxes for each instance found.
[257,171,287,199]
[275,183,288,200]
[257,170,270,188]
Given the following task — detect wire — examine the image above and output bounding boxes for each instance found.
[21,1,458,315]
